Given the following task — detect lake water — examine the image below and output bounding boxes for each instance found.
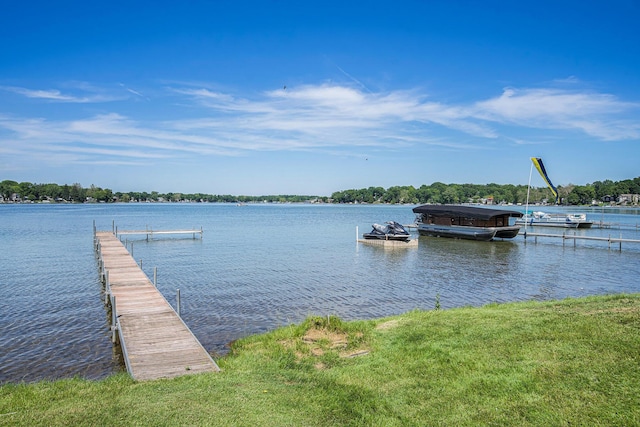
[1,203,639,384]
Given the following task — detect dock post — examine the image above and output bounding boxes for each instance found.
[140,259,143,269]
[153,267,157,287]
[111,295,118,343]
[177,289,181,317]
[104,271,110,304]
[574,231,576,248]
[112,220,115,234]
[130,242,134,258]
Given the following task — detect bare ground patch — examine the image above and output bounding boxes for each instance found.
[281,327,369,368]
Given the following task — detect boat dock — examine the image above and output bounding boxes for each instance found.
[115,227,203,240]
[356,226,419,248]
[357,238,419,248]
[520,231,640,251]
[94,230,219,381]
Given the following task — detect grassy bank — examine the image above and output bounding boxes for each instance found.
[1,294,639,426]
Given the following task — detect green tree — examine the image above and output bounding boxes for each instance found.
[441,185,461,204]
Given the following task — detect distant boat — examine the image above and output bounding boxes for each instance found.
[412,205,523,241]
[515,212,593,229]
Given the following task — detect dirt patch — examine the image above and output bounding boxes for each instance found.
[282,327,370,368]
[303,328,348,349]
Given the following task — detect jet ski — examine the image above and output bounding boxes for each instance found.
[363,221,411,241]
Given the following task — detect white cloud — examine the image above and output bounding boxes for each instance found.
[1,81,639,171]
[473,87,640,140]
[1,84,127,103]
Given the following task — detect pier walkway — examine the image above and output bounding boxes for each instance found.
[95,231,219,380]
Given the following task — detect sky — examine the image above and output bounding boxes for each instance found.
[1,1,639,196]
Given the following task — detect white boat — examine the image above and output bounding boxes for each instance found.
[515,212,593,229]
[566,213,594,228]
[412,205,522,241]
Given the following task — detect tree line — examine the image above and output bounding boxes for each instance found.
[330,177,640,205]
[2,176,639,205]
[0,180,324,204]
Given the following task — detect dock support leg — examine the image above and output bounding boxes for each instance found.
[111,295,118,344]
[177,289,181,317]
[104,271,110,304]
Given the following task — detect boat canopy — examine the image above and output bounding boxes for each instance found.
[412,205,523,220]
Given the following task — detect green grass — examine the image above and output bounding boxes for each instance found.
[1,294,639,426]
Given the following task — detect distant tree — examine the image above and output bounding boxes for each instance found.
[441,186,461,204]
[567,185,595,205]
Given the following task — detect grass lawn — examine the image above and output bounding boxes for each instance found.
[1,294,639,426]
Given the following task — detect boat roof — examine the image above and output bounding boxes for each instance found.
[412,204,523,220]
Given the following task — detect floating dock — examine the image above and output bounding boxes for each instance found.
[355,226,419,248]
[94,230,219,380]
[357,238,419,248]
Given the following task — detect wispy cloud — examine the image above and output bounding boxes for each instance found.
[1,81,638,169]
[473,87,640,140]
[1,84,128,103]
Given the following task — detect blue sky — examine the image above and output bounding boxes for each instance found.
[1,1,639,196]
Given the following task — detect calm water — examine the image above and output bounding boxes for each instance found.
[1,203,639,384]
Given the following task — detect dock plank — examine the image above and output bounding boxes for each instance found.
[95,231,219,380]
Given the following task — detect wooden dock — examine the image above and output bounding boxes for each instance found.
[94,231,219,380]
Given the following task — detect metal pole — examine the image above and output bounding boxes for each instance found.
[111,295,117,343]
[524,160,534,240]
[105,270,110,304]
[153,267,157,287]
[177,289,181,317]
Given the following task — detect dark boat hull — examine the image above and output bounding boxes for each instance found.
[417,224,521,241]
[416,224,496,241]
